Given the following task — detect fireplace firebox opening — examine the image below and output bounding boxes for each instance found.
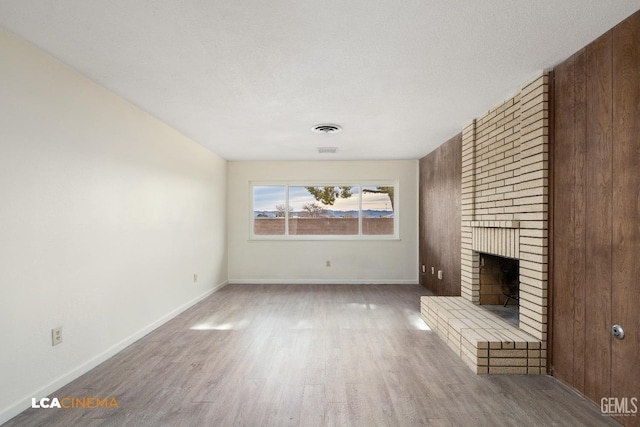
[478,253,519,326]
[479,253,519,305]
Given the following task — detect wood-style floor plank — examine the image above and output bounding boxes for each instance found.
[3,284,616,427]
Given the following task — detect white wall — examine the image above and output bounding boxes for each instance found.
[227,160,418,284]
[0,29,227,422]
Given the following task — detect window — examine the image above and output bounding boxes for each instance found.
[253,186,286,235]
[252,183,396,239]
[361,185,395,236]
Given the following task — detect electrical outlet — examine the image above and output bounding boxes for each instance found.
[326,260,331,267]
[52,327,63,346]
[437,270,443,280]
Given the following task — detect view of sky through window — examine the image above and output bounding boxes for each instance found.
[253,185,394,217]
[253,186,285,211]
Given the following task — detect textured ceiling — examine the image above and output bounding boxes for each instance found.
[1,1,639,160]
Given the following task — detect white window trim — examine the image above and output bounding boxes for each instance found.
[250,180,399,241]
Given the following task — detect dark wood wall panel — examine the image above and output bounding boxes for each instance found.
[551,54,580,388]
[571,48,587,393]
[552,10,640,421]
[419,133,462,295]
[611,10,640,404]
[583,31,613,402]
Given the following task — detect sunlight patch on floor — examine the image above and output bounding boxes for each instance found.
[347,303,378,310]
[405,309,431,330]
[190,322,235,330]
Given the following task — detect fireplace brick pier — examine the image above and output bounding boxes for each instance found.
[420,72,550,374]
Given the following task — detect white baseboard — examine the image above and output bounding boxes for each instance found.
[0,280,228,426]
[227,279,418,285]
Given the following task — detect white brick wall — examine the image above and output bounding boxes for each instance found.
[461,72,550,342]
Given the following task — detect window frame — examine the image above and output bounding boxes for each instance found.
[250,180,399,240]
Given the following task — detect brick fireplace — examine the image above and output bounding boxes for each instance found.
[461,72,550,342]
[422,72,550,374]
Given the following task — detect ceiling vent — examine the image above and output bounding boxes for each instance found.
[317,147,338,154]
[312,124,342,134]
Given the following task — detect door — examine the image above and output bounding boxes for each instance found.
[611,11,640,411]
[552,10,640,426]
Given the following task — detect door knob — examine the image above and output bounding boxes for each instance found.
[612,324,625,340]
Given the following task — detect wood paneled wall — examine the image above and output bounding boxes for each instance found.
[552,9,640,417]
[419,133,462,295]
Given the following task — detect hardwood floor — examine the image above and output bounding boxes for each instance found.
[4,284,615,427]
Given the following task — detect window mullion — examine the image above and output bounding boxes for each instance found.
[285,185,289,236]
[358,185,363,236]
